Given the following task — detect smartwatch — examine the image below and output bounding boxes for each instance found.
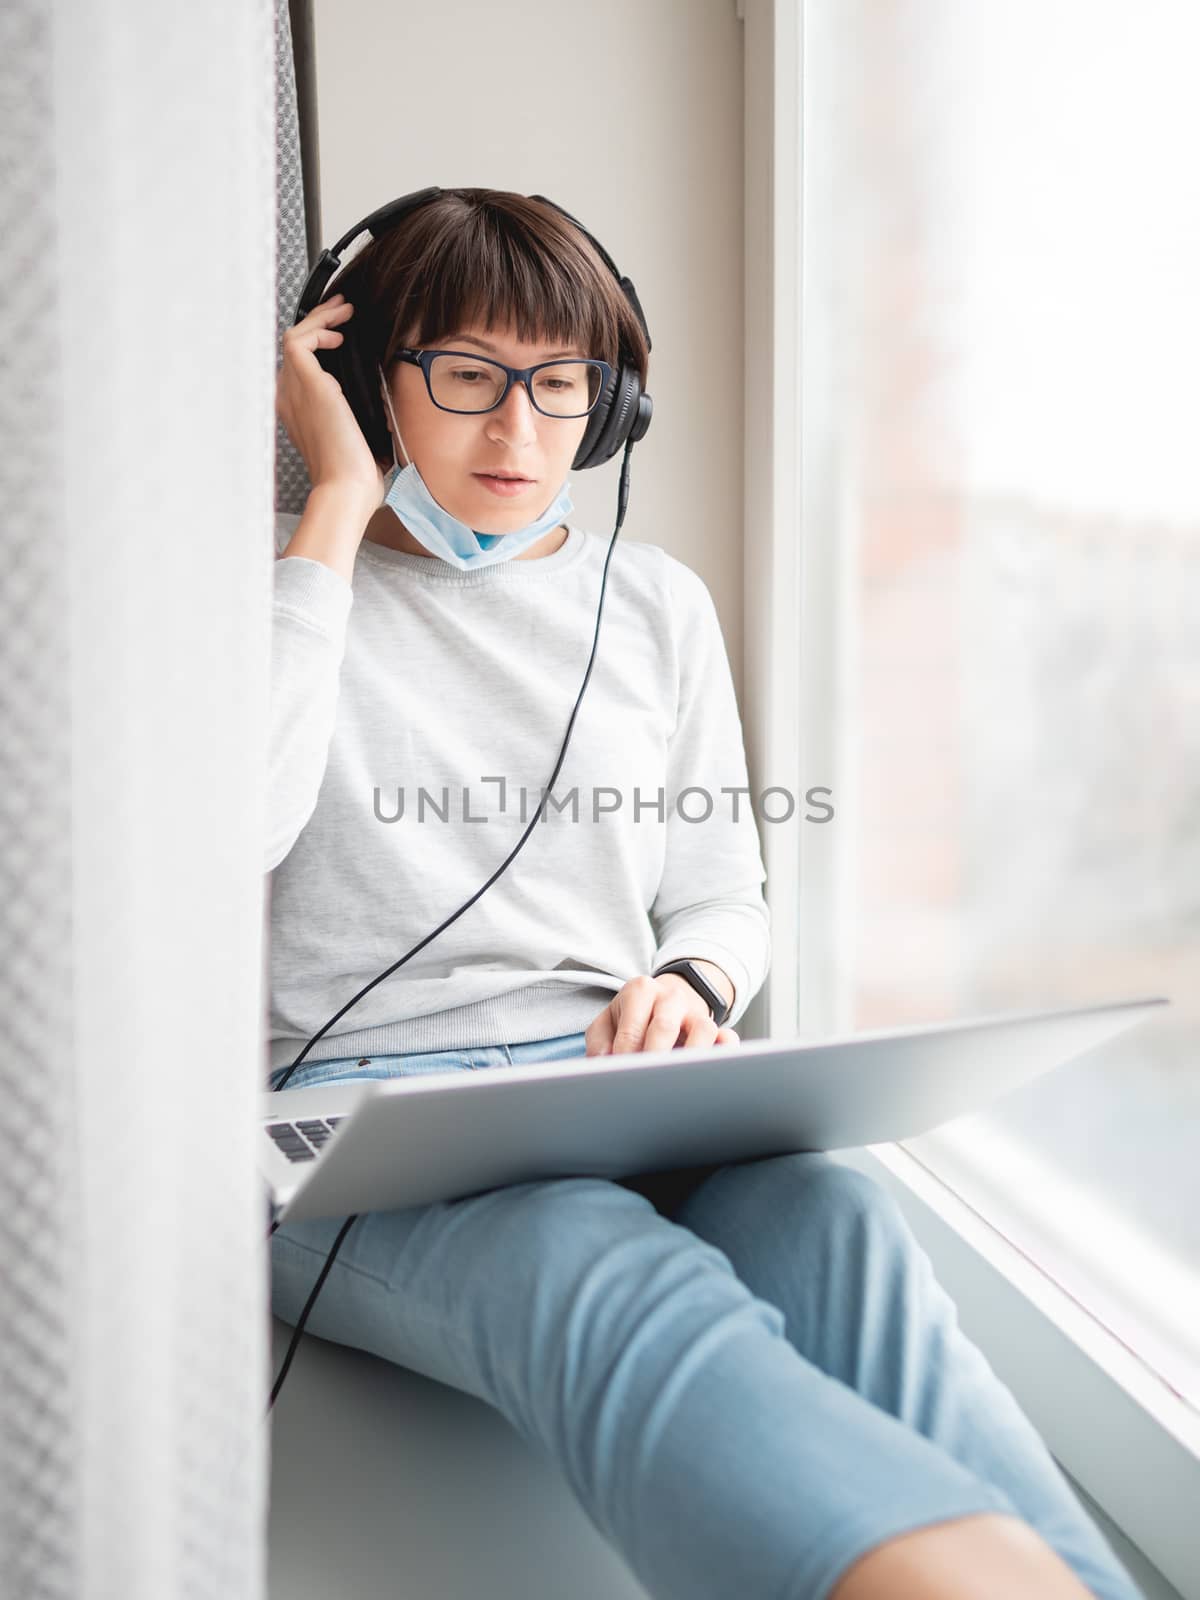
[651,959,733,1028]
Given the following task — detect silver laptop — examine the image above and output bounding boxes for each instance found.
[260,994,1167,1226]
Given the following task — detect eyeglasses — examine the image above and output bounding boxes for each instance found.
[394,347,613,419]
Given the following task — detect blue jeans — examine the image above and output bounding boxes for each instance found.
[269,1031,1140,1600]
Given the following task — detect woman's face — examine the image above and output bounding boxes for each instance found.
[381,320,593,534]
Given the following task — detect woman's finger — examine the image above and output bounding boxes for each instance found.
[677,1009,719,1049]
[285,301,352,337]
[273,293,384,496]
[283,300,355,353]
[606,978,662,1055]
[585,1007,616,1057]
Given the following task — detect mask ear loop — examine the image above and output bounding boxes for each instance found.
[378,363,411,473]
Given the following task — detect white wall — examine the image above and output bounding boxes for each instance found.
[311,0,748,693]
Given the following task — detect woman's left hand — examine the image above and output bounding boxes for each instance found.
[584,973,740,1056]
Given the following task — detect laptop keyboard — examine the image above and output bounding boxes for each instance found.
[265,1115,347,1163]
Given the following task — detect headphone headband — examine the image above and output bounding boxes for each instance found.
[292,186,653,471]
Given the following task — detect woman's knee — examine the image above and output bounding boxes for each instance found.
[472,1177,792,1499]
[357,1173,755,1353]
[794,1158,912,1246]
[676,1155,928,1354]
[804,1163,932,1306]
[470,1174,770,1364]
[457,1178,780,1413]
[683,1151,911,1255]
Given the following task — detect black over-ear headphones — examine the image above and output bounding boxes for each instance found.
[269,193,656,1411]
[292,185,653,472]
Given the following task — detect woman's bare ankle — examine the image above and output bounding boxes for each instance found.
[828,1511,1096,1600]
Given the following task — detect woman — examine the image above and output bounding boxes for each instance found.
[268,187,1140,1600]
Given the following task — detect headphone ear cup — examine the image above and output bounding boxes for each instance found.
[311,307,393,465]
[572,363,644,471]
[571,361,617,470]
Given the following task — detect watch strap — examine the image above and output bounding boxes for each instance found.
[651,959,732,1027]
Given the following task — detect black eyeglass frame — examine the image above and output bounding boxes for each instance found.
[393,347,614,418]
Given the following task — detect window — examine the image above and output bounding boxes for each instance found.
[799,0,1200,1409]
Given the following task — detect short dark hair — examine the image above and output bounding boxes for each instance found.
[334,187,650,390]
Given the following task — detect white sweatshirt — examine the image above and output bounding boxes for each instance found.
[266,512,771,1075]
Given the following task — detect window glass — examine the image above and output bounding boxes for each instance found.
[801,0,1200,1406]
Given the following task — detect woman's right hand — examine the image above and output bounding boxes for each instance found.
[276,293,387,508]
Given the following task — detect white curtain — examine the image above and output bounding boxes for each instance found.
[0,1,276,1593]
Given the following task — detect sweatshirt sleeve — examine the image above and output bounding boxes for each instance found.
[265,513,355,873]
[648,558,771,1028]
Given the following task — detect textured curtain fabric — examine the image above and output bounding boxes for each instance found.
[0,1,275,1594]
[276,0,315,514]
[0,7,80,1593]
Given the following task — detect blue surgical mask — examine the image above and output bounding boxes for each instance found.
[377,364,573,570]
